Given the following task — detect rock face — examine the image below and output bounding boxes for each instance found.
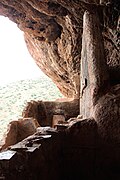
[93,84,120,142]
[80,10,120,143]
[1,120,120,180]
[0,1,120,179]
[0,0,119,98]
[1,118,39,150]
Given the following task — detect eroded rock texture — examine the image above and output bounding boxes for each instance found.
[0,118,39,150]
[0,2,120,179]
[0,0,119,98]
[80,10,120,143]
[1,120,120,180]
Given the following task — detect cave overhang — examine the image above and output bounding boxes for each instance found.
[0,0,119,99]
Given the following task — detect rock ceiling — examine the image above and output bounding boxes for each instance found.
[0,0,119,98]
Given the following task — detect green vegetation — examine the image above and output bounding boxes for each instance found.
[0,75,63,122]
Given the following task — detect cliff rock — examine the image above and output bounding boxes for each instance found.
[0,0,119,98]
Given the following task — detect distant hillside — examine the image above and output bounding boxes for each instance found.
[0,76,63,122]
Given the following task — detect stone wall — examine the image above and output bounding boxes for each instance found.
[22,99,79,126]
[1,120,120,180]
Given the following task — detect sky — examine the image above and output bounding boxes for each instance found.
[0,16,44,85]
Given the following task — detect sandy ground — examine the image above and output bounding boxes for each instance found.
[0,76,63,145]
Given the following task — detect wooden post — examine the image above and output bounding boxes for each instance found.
[80,10,109,118]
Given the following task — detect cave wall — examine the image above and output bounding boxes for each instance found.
[1,119,120,180]
[0,2,120,179]
[0,0,119,98]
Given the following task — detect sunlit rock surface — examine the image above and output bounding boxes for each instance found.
[0,0,119,98]
[0,1,120,179]
[0,118,39,150]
